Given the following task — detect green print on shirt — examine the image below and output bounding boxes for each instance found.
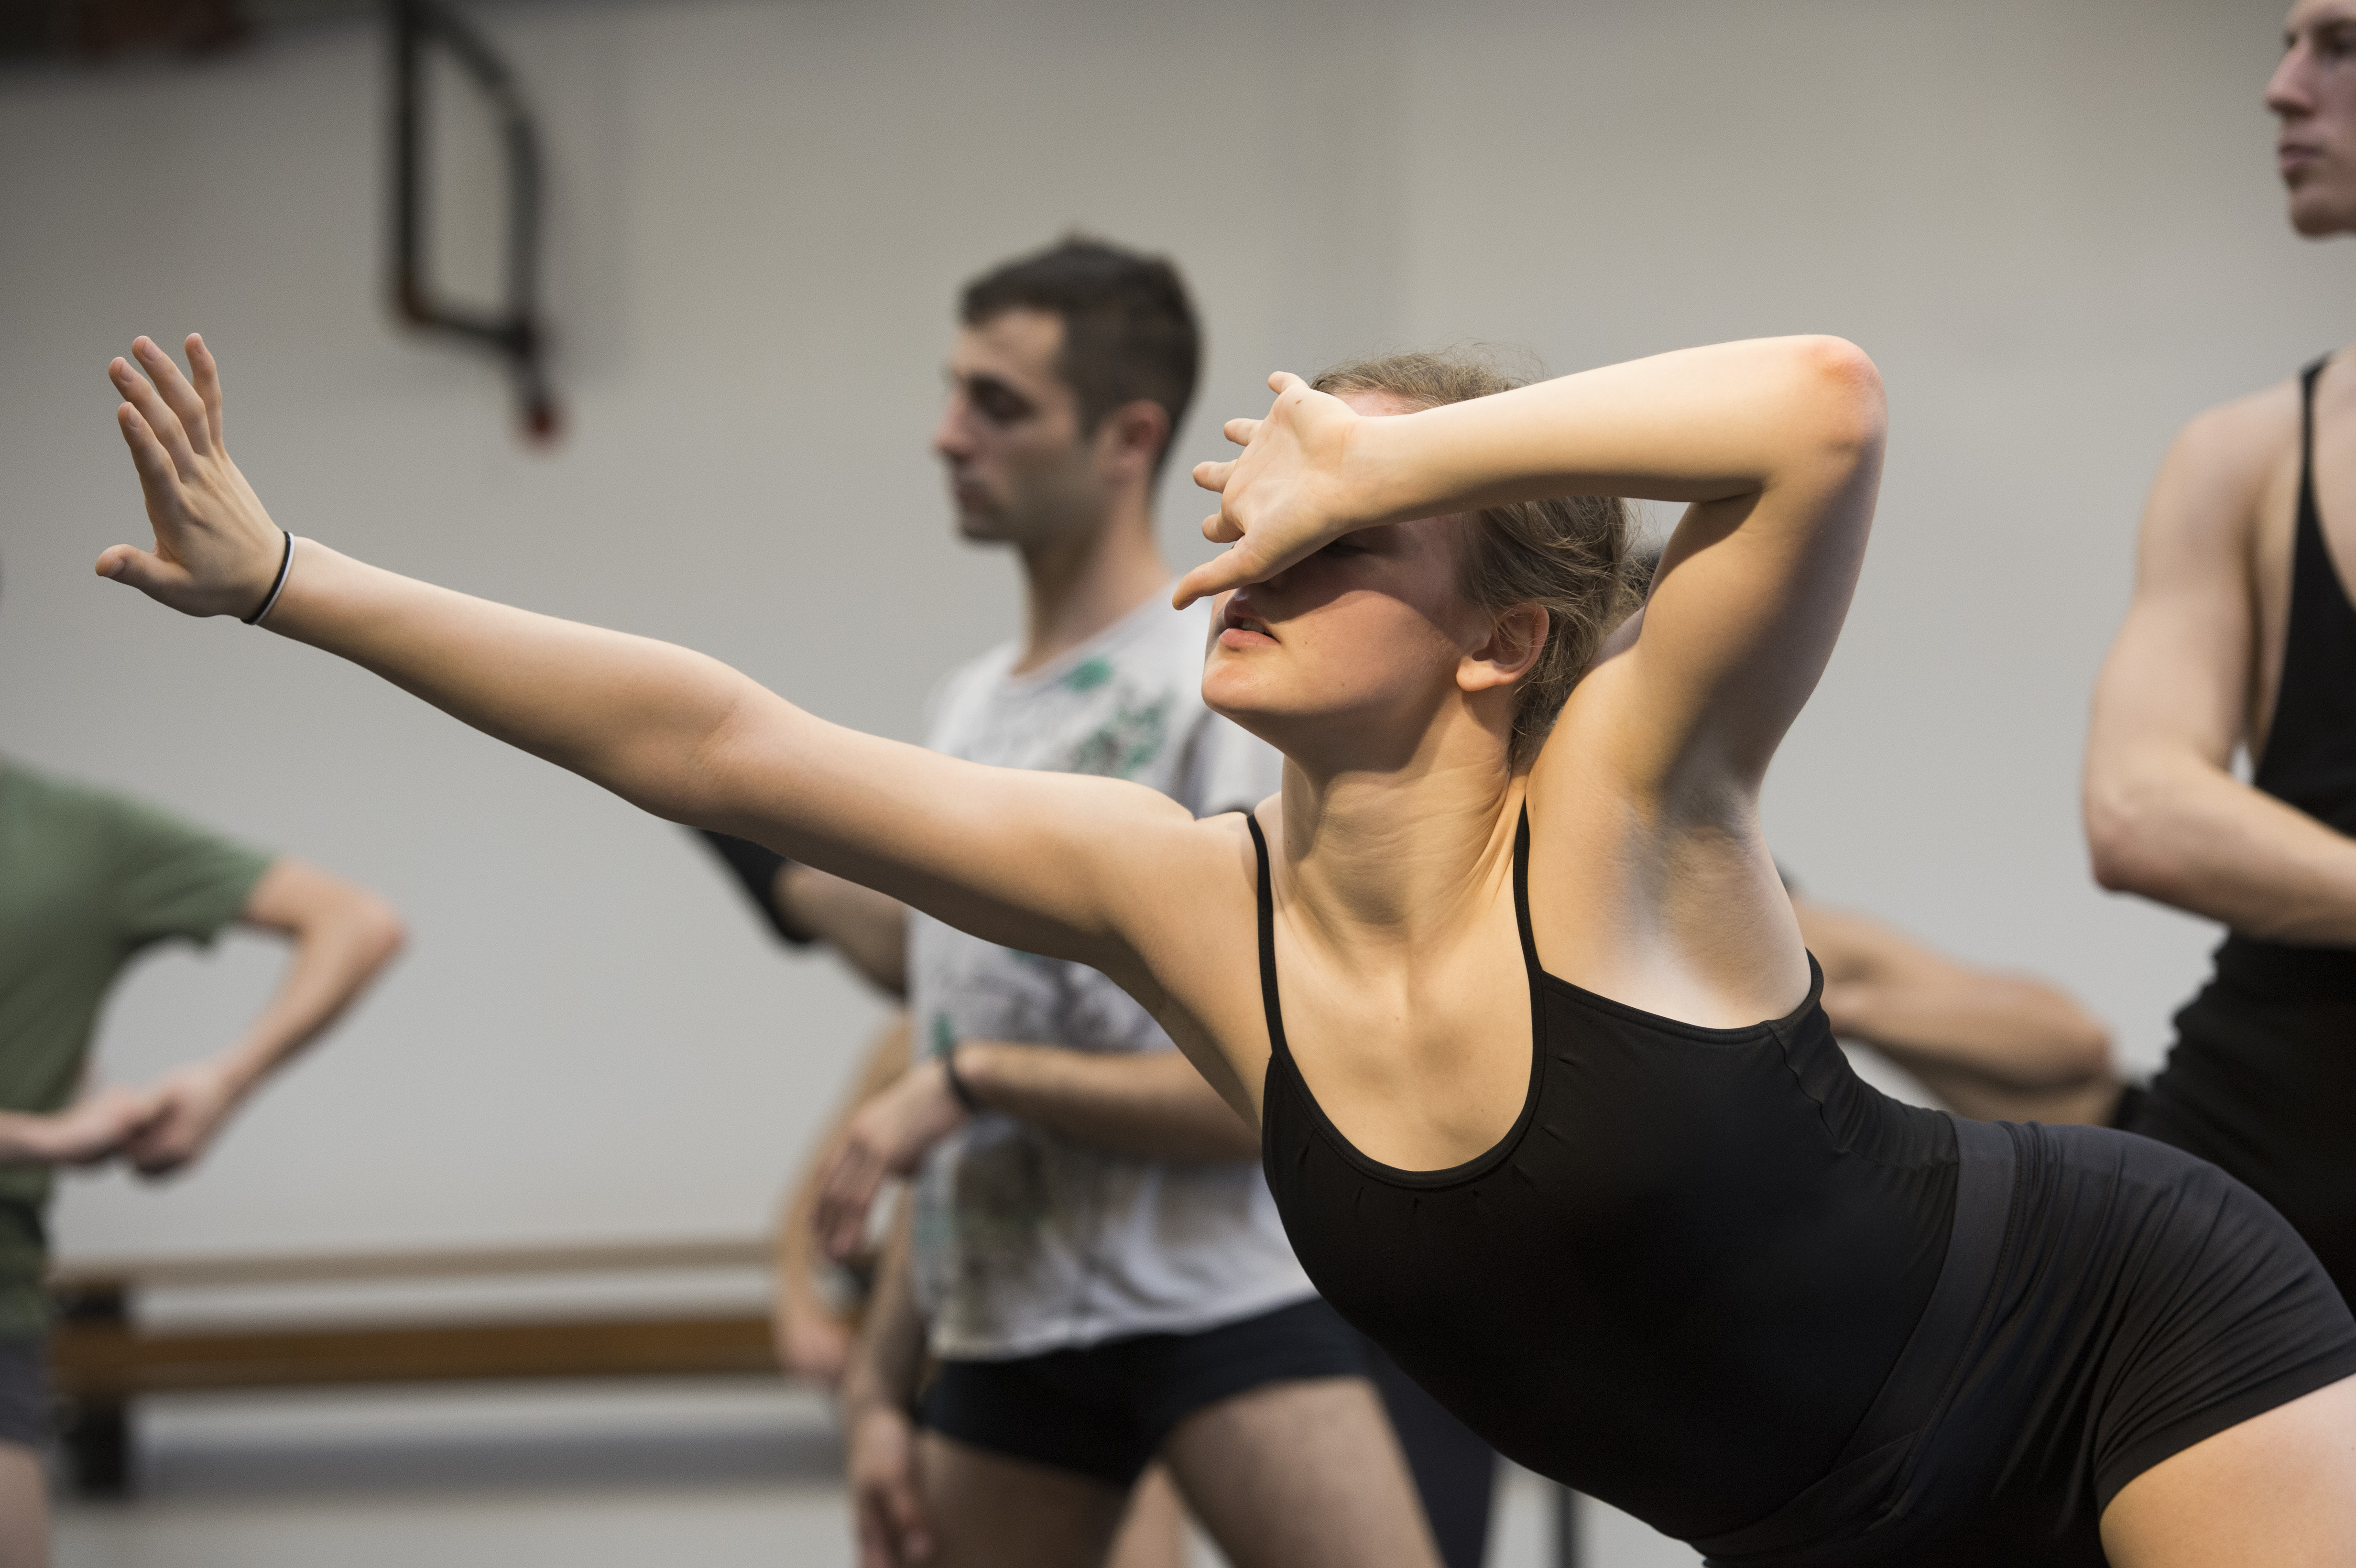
[1061,657,1114,694]
[1065,692,1170,780]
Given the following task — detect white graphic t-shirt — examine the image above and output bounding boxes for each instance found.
[908,592,1309,1360]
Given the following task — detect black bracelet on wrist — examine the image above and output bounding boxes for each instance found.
[941,1042,983,1114]
[241,529,294,626]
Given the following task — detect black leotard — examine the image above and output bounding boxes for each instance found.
[1252,813,2356,1565]
[1253,810,1954,1540]
[2117,356,2356,1303]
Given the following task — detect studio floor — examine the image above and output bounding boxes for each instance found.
[48,1382,1703,1568]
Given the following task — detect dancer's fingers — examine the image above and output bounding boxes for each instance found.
[1174,540,1274,608]
[1222,416,1260,447]
[95,541,196,603]
[186,333,226,450]
[115,401,181,498]
[1193,457,1238,494]
[132,336,214,459]
[110,354,198,477]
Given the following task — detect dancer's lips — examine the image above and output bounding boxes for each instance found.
[1219,601,1278,648]
[2281,140,2323,177]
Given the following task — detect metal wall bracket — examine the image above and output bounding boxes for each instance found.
[390,0,558,442]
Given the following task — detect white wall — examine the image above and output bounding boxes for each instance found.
[0,0,2343,1265]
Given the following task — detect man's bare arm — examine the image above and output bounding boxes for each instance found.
[127,859,405,1175]
[694,829,909,996]
[957,1044,1259,1160]
[2086,392,2356,942]
[773,1012,915,1383]
[840,1210,937,1568]
[777,867,909,997]
[815,1045,1257,1261]
[1795,899,2116,1124]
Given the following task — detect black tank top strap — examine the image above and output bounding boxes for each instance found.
[2302,354,2328,471]
[1245,812,1292,1063]
[1511,804,1543,979]
[2295,355,2328,571]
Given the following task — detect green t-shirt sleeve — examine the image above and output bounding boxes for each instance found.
[101,794,275,948]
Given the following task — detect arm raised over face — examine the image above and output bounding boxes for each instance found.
[1180,338,1887,802]
[95,335,1200,986]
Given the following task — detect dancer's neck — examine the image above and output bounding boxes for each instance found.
[1010,498,1169,675]
[1274,711,1525,955]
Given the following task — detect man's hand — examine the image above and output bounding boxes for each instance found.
[1174,371,1376,607]
[816,1061,968,1261]
[0,1087,169,1167]
[848,1401,934,1567]
[98,334,288,618]
[123,1058,245,1178]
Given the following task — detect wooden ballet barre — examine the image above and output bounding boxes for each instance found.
[44,1236,783,1498]
[49,1235,772,1290]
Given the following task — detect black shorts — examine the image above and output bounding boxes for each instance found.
[0,1335,46,1449]
[2116,937,2356,1304]
[1696,1118,2356,1568]
[917,1296,1367,1487]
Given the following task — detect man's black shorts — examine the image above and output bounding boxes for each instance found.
[0,1336,46,1449]
[916,1296,1366,1487]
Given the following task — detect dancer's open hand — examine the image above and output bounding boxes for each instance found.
[98,335,288,618]
[1173,371,1379,608]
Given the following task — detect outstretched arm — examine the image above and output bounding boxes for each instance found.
[97,336,1192,985]
[2084,394,2356,943]
[1181,338,1886,791]
[123,857,406,1176]
[1794,898,2118,1125]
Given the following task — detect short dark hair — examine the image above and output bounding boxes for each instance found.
[960,236,1200,477]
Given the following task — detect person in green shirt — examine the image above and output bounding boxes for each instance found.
[0,759,404,1567]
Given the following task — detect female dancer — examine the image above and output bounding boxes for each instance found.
[96,332,2356,1566]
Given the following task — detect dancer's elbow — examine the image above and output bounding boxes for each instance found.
[1787,336,1887,458]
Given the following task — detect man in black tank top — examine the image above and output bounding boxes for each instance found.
[2084,0,2356,1305]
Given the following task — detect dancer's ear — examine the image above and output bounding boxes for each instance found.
[1458,602,1548,696]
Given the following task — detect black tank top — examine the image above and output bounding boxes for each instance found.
[2122,357,2356,1303]
[2253,358,2356,837]
[2205,356,2356,995]
[1250,812,1958,1543]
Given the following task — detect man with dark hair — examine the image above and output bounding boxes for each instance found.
[958,239,1201,482]
[702,238,1440,1568]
